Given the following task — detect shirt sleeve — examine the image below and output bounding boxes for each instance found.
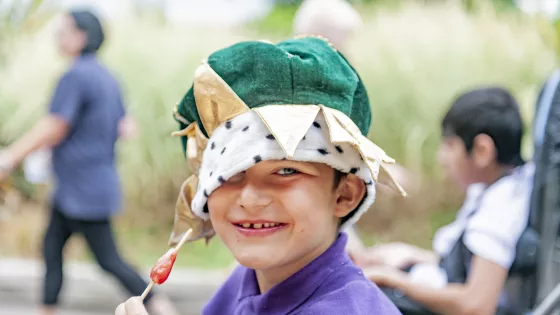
[48,70,84,126]
[464,170,533,268]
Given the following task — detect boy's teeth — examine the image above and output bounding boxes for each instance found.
[239,222,281,228]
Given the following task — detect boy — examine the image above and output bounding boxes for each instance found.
[115,37,403,314]
[353,87,534,315]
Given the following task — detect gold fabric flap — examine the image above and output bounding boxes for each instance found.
[193,62,250,137]
[168,175,215,247]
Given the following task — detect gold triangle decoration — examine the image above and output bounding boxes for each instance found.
[172,122,208,176]
[193,62,250,137]
[168,175,215,247]
[254,105,321,159]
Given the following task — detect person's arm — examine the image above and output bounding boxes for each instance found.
[371,255,508,315]
[353,242,438,269]
[0,70,82,176]
[3,116,69,167]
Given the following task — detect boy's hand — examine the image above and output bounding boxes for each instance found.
[115,297,149,315]
[118,115,139,141]
[364,265,408,288]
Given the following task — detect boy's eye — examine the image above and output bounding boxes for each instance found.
[227,171,246,182]
[276,168,300,176]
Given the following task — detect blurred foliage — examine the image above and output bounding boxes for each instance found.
[249,3,299,37]
[0,0,558,267]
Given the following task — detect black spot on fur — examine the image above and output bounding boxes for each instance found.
[254,155,262,163]
[266,134,275,140]
[313,121,321,128]
[365,180,373,186]
[203,190,209,198]
[335,146,343,153]
[218,176,225,183]
[210,142,215,150]
[225,121,232,129]
[221,147,226,155]
[350,167,359,174]
[242,126,249,132]
[203,205,209,213]
[317,148,329,155]
[209,172,213,177]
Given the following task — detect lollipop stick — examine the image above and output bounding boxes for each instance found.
[175,228,193,250]
[141,281,154,300]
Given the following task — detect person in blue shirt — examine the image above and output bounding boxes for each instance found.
[0,9,177,315]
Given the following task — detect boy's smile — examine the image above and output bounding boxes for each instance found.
[232,220,287,237]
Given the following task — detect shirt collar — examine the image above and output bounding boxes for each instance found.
[237,233,350,314]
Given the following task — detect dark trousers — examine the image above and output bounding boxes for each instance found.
[42,206,153,305]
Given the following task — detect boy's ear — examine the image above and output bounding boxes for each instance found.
[334,174,366,218]
[472,134,497,168]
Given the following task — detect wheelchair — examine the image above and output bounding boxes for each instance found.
[381,71,560,315]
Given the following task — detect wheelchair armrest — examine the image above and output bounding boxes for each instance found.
[509,227,539,276]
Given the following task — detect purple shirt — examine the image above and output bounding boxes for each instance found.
[203,233,401,314]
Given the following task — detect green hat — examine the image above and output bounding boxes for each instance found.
[169,36,402,245]
[175,37,371,150]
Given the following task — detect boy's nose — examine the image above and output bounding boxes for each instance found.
[237,183,272,211]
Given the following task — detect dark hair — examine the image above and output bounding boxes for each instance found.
[442,86,524,166]
[333,169,346,188]
[69,9,104,54]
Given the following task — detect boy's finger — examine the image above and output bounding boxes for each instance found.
[115,303,126,315]
[124,297,149,315]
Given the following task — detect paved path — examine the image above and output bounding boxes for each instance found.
[0,258,223,315]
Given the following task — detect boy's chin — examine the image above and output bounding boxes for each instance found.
[234,251,285,270]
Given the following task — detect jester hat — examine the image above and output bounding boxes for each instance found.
[169,37,405,245]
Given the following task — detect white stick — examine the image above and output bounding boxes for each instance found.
[175,228,193,251]
[140,281,154,300]
[139,228,194,300]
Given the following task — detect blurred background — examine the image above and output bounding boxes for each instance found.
[0,0,559,313]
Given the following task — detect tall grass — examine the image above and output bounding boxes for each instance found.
[0,2,557,264]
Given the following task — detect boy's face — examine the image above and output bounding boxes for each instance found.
[207,160,364,273]
[437,136,477,189]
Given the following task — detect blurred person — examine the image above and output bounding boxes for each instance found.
[353,87,534,315]
[293,0,362,55]
[0,9,176,315]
